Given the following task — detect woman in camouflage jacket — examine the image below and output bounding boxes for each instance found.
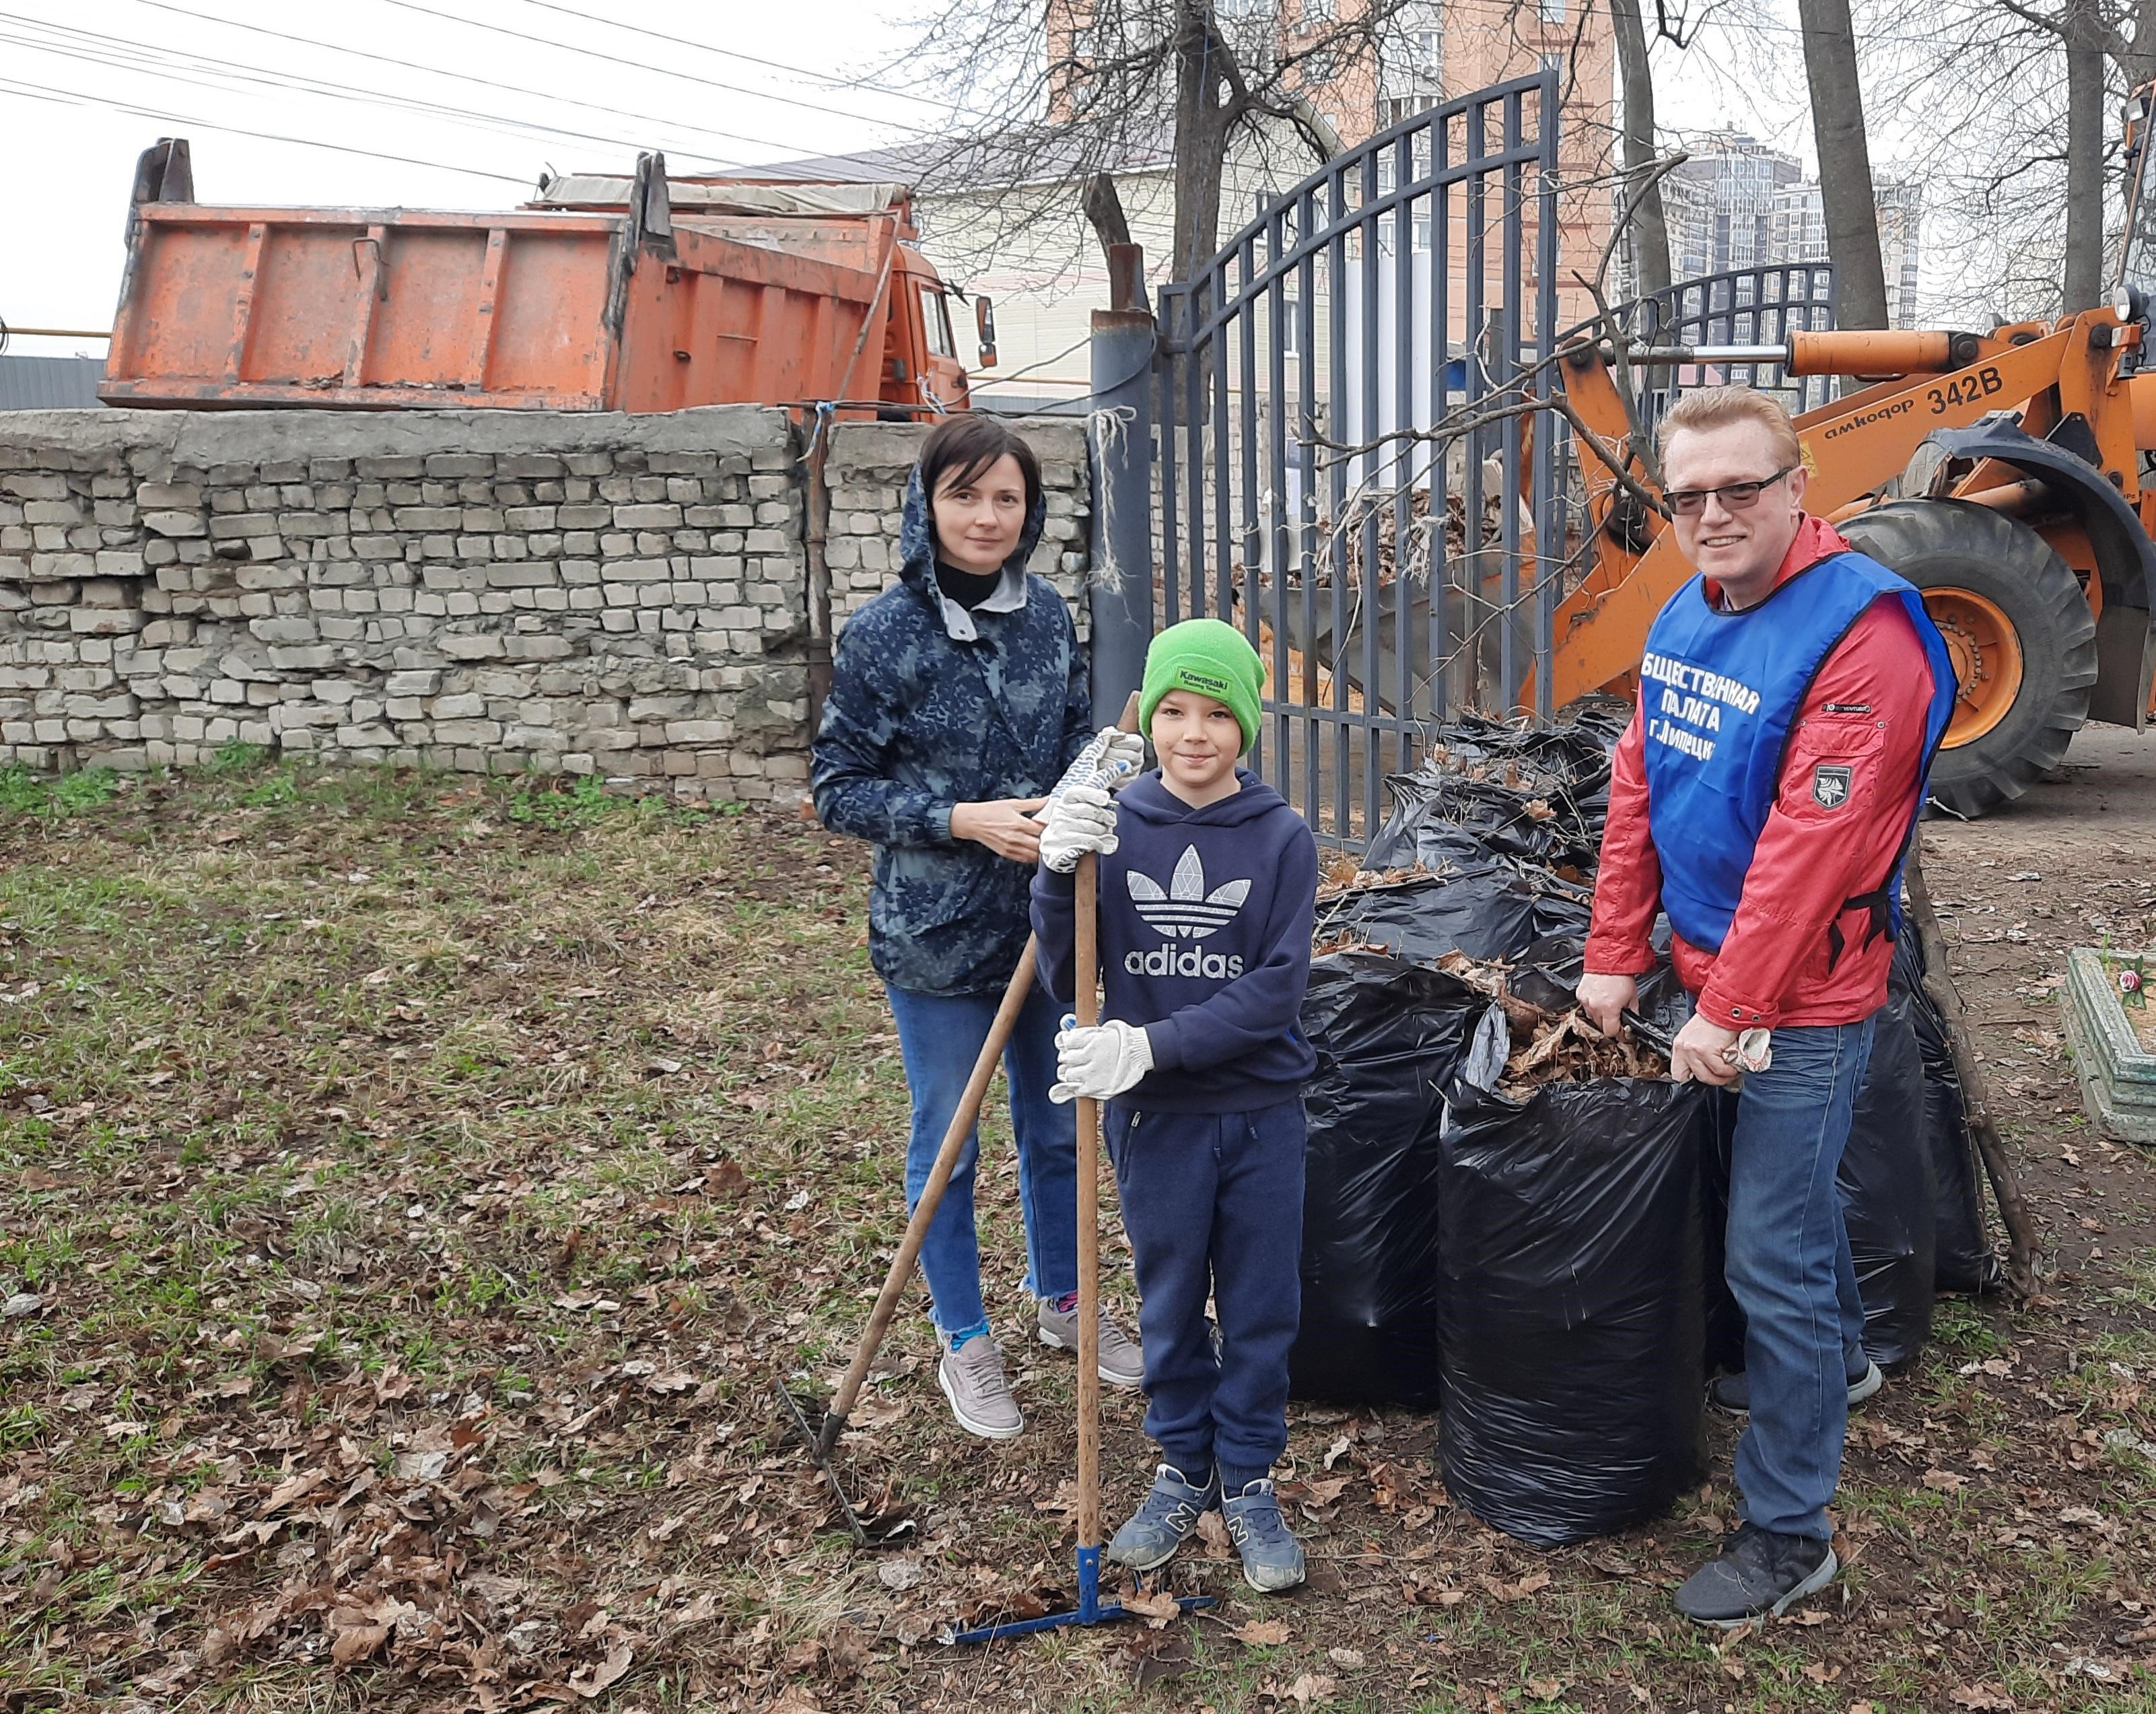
[810,415,1143,1439]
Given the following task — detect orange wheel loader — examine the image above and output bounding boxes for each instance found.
[1545,96,2156,817]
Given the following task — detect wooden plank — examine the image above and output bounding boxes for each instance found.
[344,226,386,389]
[223,221,268,384]
[471,228,508,388]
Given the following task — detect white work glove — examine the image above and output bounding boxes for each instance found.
[1039,783,1119,874]
[1049,1017,1154,1103]
[1045,726,1146,804]
[1730,1028,1772,1074]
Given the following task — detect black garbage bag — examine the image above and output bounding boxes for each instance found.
[1699,1091,1747,1376]
[1890,937,2001,1294]
[1362,701,1628,877]
[1364,780,1603,875]
[1290,951,1486,1407]
[1315,865,1593,964]
[1840,1004,1938,1366]
[1436,1010,1710,1546]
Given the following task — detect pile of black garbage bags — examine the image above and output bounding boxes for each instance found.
[1290,705,1998,1548]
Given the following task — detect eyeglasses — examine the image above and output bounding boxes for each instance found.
[1663,466,1797,517]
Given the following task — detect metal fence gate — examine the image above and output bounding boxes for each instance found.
[1150,73,1560,845]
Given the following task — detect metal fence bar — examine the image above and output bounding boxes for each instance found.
[1498,88,1525,712]
[1532,74,1560,722]
[1238,227,1263,775]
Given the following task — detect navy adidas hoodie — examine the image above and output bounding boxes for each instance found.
[1031,768,1319,1113]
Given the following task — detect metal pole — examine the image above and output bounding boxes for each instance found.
[1088,243,1156,722]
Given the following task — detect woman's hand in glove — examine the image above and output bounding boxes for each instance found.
[1039,784,1120,873]
[1049,1018,1154,1103]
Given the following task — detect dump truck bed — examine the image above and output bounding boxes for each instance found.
[100,191,909,413]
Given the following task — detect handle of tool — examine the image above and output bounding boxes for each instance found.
[1074,848,1102,1553]
[1074,692,1136,1553]
[819,943,1037,1453]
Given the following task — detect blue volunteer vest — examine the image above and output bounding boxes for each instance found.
[1640,549,1958,959]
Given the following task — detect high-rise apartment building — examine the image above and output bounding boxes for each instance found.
[1656,131,1924,325]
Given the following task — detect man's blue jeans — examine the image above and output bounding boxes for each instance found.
[885,982,1078,1337]
[1724,1014,1877,1540]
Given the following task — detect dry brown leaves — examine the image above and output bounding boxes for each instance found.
[1315,858,1433,901]
[1432,951,1671,1087]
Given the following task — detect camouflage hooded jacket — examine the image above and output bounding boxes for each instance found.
[811,469,1092,996]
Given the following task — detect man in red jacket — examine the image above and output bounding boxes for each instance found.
[1577,387,1957,1626]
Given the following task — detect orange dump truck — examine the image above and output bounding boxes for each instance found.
[100,141,987,415]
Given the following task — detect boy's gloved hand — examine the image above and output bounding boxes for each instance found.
[1039,784,1120,873]
[1049,1018,1154,1103]
[1045,726,1146,803]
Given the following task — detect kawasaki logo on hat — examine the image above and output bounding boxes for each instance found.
[1174,667,1232,696]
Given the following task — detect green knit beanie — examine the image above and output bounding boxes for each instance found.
[1140,618,1265,756]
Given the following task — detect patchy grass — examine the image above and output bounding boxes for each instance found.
[0,762,2151,1712]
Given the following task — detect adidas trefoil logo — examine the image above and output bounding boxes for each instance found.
[1127,845,1250,940]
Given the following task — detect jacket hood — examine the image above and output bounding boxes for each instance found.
[897,464,1049,605]
[1118,767,1288,828]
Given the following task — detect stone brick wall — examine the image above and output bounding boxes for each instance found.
[822,420,1090,636]
[0,408,1093,802]
[0,408,812,801]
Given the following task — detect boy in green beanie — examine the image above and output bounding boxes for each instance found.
[1030,618,1320,1591]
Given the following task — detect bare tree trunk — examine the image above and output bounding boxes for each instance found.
[1171,0,1235,281]
[1082,172,1134,271]
[1610,0,1671,303]
[2064,0,2106,310]
[1795,0,1889,328]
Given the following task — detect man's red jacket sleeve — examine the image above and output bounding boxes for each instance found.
[1583,706,1661,977]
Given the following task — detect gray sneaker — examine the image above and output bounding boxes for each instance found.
[1037,1299,1145,1390]
[1221,1478,1306,1593]
[937,1334,1022,1440]
[1709,1359,1883,1415]
[1107,1462,1220,1572]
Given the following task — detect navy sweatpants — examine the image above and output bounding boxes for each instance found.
[1103,1098,1306,1480]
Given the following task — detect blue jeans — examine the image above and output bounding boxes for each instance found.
[1105,1099,1306,1481]
[1723,1015,1877,1540]
[885,982,1078,1336]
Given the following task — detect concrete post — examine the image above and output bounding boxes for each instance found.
[1087,244,1156,724]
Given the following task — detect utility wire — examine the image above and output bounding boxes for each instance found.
[0,78,533,185]
[0,17,807,164]
[107,0,809,162]
[370,0,944,140]
[504,0,963,113]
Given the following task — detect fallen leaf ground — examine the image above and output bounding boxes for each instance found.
[0,733,2153,1714]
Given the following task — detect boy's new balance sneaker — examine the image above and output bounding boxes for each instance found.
[1675,1523,1838,1625]
[1106,1463,1220,1572]
[937,1334,1022,1440]
[1037,1298,1145,1389]
[1220,1478,1305,1592]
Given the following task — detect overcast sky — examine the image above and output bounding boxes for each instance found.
[1,0,1818,360]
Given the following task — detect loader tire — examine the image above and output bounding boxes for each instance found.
[1838,498,2097,818]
